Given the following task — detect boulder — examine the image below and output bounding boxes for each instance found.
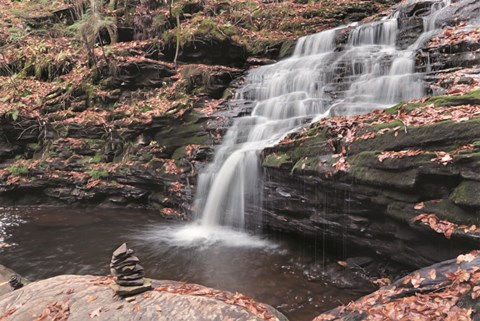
[313,250,480,320]
[0,275,288,321]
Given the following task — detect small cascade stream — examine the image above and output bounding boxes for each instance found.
[145,0,453,246]
[189,0,452,242]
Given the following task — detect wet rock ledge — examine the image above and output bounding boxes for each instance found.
[260,89,480,268]
[0,274,287,321]
[314,250,480,320]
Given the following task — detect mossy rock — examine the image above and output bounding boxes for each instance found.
[291,156,320,174]
[350,119,480,155]
[429,90,480,107]
[154,113,209,150]
[450,180,480,209]
[262,153,292,169]
[386,90,480,115]
[351,166,418,189]
[424,199,480,226]
[370,119,403,132]
[278,40,295,59]
[349,151,433,171]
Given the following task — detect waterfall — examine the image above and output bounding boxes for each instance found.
[173,0,452,245]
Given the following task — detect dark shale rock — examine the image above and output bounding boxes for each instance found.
[102,59,176,89]
[258,91,480,268]
[163,37,247,68]
[181,65,242,99]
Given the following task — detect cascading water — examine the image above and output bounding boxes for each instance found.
[167,0,452,246]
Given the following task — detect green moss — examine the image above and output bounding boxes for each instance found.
[385,102,422,115]
[153,14,168,30]
[139,104,154,113]
[181,65,213,93]
[426,199,480,225]
[164,16,238,48]
[386,90,480,115]
[350,166,418,189]
[7,165,29,176]
[27,143,41,151]
[86,169,109,180]
[154,115,209,147]
[263,153,292,169]
[370,120,403,131]
[90,154,106,164]
[292,156,319,173]
[86,138,104,145]
[171,147,187,161]
[279,40,294,58]
[450,181,480,208]
[429,90,480,107]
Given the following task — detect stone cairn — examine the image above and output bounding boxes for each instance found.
[9,274,23,290]
[110,243,152,296]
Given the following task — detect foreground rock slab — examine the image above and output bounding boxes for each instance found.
[0,275,288,321]
[313,250,480,321]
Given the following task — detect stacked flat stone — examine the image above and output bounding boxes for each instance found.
[110,243,152,296]
[9,274,23,290]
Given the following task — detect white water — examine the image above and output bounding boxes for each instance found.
[160,0,452,247]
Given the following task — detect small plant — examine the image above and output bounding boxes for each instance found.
[76,0,117,66]
[7,165,29,176]
[90,154,105,163]
[7,109,19,121]
[86,169,109,179]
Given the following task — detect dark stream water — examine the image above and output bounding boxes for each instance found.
[0,207,366,321]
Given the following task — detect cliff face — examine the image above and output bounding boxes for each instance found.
[0,0,397,216]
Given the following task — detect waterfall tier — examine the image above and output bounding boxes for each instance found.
[193,0,452,235]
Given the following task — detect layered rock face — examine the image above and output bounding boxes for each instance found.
[257,0,480,267]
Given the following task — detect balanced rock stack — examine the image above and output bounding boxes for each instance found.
[110,243,152,296]
[9,274,23,290]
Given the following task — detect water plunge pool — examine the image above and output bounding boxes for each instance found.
[0,207,382,321]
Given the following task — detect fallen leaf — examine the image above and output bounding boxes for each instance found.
[337,261,348,267]
[410,272,424,288]
[414,202,425,210]
[90,307,102,318]
[86,295,97,303]
[457,253,475,264]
